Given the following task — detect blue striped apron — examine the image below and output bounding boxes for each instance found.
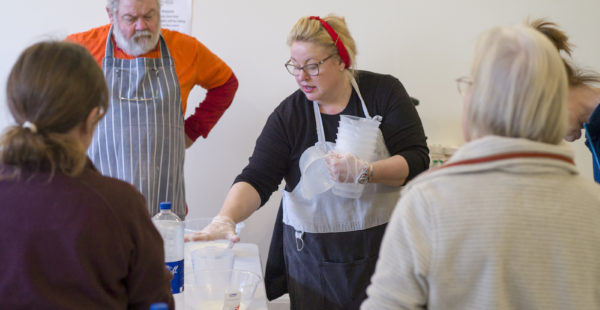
[88,27,186,218]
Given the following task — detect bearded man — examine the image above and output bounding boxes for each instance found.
[67,0,238,218]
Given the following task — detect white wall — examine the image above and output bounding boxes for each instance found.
[2,0,599,271]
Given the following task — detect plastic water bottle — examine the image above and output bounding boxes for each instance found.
[152,202,184,308]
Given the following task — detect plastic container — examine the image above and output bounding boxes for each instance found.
[298,142,335,199]
[336,130,378,142]
[335,139,378,161]
[191,246,235,282]
[185,269,261,310]
[333,115,381,198]
[335,115,380,162]
[336,136,378,151]
[183,218,246,289]
[152,201,185,308]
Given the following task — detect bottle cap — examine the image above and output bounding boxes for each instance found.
[159,202,172,210]
[149,302,168,310]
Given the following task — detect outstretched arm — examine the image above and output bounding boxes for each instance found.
[184,182,260,242]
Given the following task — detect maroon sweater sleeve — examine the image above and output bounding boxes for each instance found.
[184,72,239,141]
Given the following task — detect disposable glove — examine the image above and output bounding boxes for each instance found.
[325,151,370,184]
[184,215,239,243]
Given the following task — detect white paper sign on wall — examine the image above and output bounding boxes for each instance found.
[160,0,193,34]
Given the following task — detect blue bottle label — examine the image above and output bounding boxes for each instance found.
[165,259,184,293]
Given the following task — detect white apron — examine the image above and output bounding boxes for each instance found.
[282,77,401,234]
[88,27,186,218]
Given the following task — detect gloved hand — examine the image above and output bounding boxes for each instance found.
[325,151,370,184]
[184,215,240,243]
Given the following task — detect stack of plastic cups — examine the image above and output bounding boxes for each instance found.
[333,115,381,198]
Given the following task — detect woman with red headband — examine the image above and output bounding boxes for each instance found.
[187,14,429,309]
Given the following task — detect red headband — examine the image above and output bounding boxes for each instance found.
[309,16,351,68]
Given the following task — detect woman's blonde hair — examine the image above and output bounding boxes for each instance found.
[465,24,568,144]
[287,14,357,74]
[1,41,108,179]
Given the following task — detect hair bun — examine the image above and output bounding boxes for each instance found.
[530,18,572,56]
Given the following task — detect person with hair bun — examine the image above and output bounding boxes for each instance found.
[531,18,600,182]
[0,41,173,309]
[186,14,429,309]
[362,23,600,310]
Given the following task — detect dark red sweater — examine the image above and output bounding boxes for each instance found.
[0,160,174,309]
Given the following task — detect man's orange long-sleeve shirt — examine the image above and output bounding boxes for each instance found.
[67,24,238,140]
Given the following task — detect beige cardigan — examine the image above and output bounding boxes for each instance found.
[362,135,600,310]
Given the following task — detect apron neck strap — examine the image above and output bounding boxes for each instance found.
[312,102,327,151]
[105,26,171,60]
[105,26,115,58]
[349,74,371,119]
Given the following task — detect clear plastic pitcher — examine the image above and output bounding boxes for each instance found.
[185,269,261,310]
[183,219,245,289]
[298,141,335,199]
[191,246,235,275]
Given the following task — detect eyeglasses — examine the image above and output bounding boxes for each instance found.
[285,54,335,76]
[456,76,473,96]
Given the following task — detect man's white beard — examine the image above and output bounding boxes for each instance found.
[112,19,161,56]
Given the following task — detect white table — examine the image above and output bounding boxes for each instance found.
[183,242,268,310]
